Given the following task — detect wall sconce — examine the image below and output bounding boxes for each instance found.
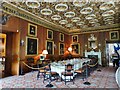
[20,39,24,46]
[42,50,48,58]
[85,44,87,52]
[98,44,101,47]
[98,44,101,52]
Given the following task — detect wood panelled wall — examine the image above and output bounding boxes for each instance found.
[2,16,120,76]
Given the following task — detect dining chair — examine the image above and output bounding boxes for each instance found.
[61,64,75,85]
[43,64,59,83]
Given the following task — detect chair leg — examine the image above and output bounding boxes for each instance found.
[37,71,40,80]
[73,76,74,84]
[65,76,66,85]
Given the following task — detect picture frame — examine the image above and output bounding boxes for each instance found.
[26,36,38,56]
[28,23,37,37]
[47,29,53,40]
[72,35,78,42]
[109,31,119,40]
[59,43,64,55]
[88,34,97,49]
[59,33,64,42]
[46,40,54,55]
[0,33,6,56]
[71,43,80,54]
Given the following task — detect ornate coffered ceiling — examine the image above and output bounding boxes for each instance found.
[1,0,120,34]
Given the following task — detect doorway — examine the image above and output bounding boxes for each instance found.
[0,33,6,78]
[0,32,20,78]
[106,42,120,66]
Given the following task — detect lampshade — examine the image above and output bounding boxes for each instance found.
[42,50,48,55]
[68,47,72,52]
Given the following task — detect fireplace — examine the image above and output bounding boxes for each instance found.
[85,50,101,65]
[88,55,98,59]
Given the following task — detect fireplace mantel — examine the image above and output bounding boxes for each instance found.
[85,50,101,65]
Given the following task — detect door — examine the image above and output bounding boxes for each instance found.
[106,42,120,66]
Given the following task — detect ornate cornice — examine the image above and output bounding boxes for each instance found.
[2,2,68,34]
[2,1,120,35]
[70,27,120,35]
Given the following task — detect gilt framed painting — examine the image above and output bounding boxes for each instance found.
[46,40,54,55]
[72,35,78,42]
[47,29,53,40]
[71,43,80,54]
[0,33,6,56]
[28,23,37,37]
[26,36,38,56]
[59,33,64,42]
[110,31,119,40]
[59,43,64,55]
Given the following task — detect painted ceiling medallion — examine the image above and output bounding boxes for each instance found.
[76,21,85,26]
[105,21,114,24]
[55,3,68,12]
[26,0,40,8]
[65,23,73,27]
[41,8,52,15]
[59,20,68,25]
[64,11,75,18]
[82,25,88,28]
[73,0,88,7]
[71,17,80,22]
[85,14,96,20]
[89,19,98,23]
[80,7,93,14]
[51,15,61,20]
[102,10,115,17]
[100,2,115,10]
[103,16,114,21]
[91,23,100,27]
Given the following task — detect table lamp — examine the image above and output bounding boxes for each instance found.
[42,50,48,58]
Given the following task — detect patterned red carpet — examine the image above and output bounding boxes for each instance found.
[0,66,119,88]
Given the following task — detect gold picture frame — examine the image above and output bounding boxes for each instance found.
[72,35,78,42]
[71,43,80,54]
[109,31,119,40]
[28,23,37,37]
[46,40,54,55]
[47,29,53,40]
[59,33,64,42]
[59,43,65,55]
[26,36,38,56]
[0,33,6,56]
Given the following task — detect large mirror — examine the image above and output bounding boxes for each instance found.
[88,34,97,49]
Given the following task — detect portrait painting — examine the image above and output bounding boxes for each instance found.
[59,43,64,55]
[26,37,38,56]
[59,33,64,42]
[0,33,6,56]
[47,29,53,40]
[72,35,78,42]
[110,31,119,40]
[28,23,37,37]
[71,43,80,54]
[46,40,54,54]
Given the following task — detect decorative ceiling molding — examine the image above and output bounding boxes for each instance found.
[70,28,120,35]
[69,24,120,34]
[2,2,68,34]
[1,1,120,34]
